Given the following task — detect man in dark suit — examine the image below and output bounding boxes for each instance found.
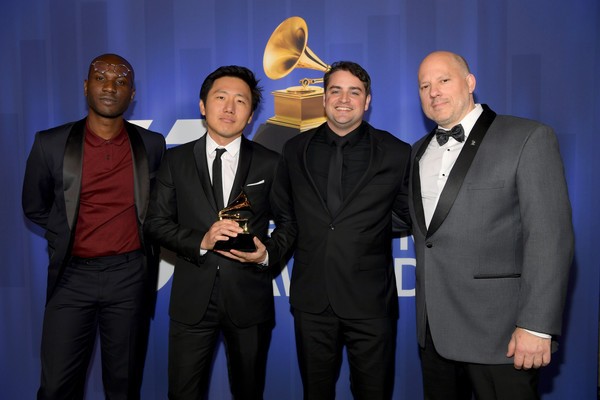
[251,61,411,400]
[22,53,165,399]
[144,66,293,400]
[411,51,574,399]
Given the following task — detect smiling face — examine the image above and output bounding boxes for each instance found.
[323,70,371,136]
[84,54,135,120]
[418,51,476,129]
[200,76,254,146]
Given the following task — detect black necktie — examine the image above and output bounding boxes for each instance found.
[327,137,348,214]
[212,148,226,210]
[435,124,465,146]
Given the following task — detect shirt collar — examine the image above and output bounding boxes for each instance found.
[324,121,366,147]
[85,122,128,147]
[454,103,483,139]
[206,133,242,158]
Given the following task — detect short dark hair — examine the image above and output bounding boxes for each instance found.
[324,61,371,96]
[199,65,263,112]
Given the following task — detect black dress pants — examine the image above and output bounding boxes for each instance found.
[168,274,273,400]
[419,322,540,400]
[293,306,397,400]
[37,250,150,400]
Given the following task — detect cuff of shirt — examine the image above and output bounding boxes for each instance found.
[523,329,551,339]
[259,252,269,267]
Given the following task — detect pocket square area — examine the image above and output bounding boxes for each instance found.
[245,180,265,187]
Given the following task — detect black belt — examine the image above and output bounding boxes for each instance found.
[70,249,143,266]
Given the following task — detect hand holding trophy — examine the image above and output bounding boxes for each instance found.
[213,190,257,252]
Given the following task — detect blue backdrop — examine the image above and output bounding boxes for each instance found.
[1,0,598,399]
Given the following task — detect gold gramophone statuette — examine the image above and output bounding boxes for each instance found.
[213,190,256,252]
[263,16,331,131]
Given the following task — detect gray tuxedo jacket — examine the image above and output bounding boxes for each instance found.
[409,105,574,364]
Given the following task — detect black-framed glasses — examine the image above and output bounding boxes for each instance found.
[91,61,132,77]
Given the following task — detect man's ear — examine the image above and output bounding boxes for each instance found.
[199,100,206,117]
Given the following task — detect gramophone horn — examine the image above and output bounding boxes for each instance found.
[263,16,330,80]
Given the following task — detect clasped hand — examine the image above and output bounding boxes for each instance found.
[201,219,268,265]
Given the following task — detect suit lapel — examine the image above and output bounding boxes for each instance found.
[125,121,149,223]
[193,135,220,213]
[426,105,497,238]
[299,128,327,210]
[229,137,252,203]
[411,133,435,237]
[63,119,86,230]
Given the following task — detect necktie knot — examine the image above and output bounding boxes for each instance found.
[435,124,465,146]
[335,138,348,148]
[215,147,226,159]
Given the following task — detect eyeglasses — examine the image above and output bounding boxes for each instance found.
[91,60,132,77]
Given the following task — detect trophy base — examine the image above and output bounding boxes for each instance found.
[214,234,256,252]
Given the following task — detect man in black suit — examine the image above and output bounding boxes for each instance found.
[144,66,293,400]
[22,53,165,399]
[241,61,411,399]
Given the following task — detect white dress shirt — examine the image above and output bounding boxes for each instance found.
[206,134,241,205]
[419,104,483,228]
[199,134,241,257]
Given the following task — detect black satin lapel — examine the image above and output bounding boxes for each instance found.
[63,120,86,230]
[193,136,219,212]
[427,106,497,238]
[228,137,252,203]
[300,129,326,209]
[412,131,436,236]
[126,122,150,222]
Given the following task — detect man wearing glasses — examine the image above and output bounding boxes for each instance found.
[22,53,165,399]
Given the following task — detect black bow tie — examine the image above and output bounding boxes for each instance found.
[435,124,465,146]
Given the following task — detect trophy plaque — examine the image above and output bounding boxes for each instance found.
[213,190,257,252]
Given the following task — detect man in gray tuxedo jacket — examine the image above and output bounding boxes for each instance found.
[410,51,573,399]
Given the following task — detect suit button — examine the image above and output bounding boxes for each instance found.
[426,242,433,248]
[329,224,335,230]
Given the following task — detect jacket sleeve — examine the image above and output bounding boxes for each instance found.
[144,151,207,264]
[515,124,573,336]
[22,133,54,229]
[265,150,297,268]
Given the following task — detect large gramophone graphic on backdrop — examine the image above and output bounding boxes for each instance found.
[253,16,331,152]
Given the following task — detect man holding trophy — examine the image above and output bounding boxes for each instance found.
[145,65,294,400]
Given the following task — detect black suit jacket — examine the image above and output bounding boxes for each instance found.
[273,122,411,319]
[144,135,294,327]
[22,118,166,303]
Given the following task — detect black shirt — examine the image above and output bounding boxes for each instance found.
[306,122,371,203]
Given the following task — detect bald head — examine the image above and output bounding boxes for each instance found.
[417,51,476,129]
[419,51,470,79]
